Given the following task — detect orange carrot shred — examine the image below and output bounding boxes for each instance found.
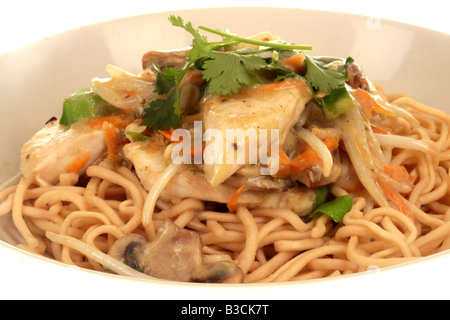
[157,128,177,142]
[87,114,129,129]
[290,148,319,173]
[227,186,246,212]
[354,88,395,119]
[272,146,292,178]
[370,124,391,135]
[290,136,340,174]
[279,53,306,74]
[103,121,118,163]
[377,177,411,217]
[66,152,91,173]
[383,163,415,184]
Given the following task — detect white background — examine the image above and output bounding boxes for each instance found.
[1,0,449,53]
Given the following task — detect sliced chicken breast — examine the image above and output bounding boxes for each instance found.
[123,138,315,216]
[20,119,106,185]
[201,78,312,188]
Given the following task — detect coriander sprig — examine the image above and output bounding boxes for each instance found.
[141,15,354,130]
[197,25,314,52]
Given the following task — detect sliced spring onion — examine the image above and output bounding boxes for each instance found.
[309,195,353,223]
[59,88,120,126]
[321,85,355,119]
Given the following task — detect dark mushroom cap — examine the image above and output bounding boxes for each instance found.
[108,233,147,271]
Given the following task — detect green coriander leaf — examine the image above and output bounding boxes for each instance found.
[274,72,299,82]
[169,15,210,61]
[202,51,267,95]
[304,56,347,93]
[169,15,207,43]
[141,89,182,130]
[309,195,353,223]
[154,67,180,94]
[169,15,236,61]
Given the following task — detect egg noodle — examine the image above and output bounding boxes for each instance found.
[1,18,450,283]
[1,90,450,283]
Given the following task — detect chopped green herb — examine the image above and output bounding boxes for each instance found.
[154,66,183,95]
[304,56,348,93]
[141,15,355,130]
[202,51,267,95]
[141,89,182,130]
[169,15,236,61]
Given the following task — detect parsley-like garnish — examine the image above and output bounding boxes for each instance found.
[141,15,354,130]
[202,51,267,95]
[304,56,347,93]
[304,56,354,93]
[141,88,182,130]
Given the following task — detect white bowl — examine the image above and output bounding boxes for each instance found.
[0,7,449,299]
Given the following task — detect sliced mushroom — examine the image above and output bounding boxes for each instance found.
[108,233,147,272]
[108,220,244,283]
[347,62,370,91]
[224,173,295,192]
[142,49,189,71]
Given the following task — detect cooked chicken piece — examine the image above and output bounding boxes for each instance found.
[108,219,244,283]
[123,138,315,215]
[20,119,106,185]
[201,78,313,188]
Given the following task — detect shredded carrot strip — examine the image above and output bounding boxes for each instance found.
[157,128,177,142]
[290,136,340,174]
[290,147,319,173]
[186,145,205,157]
[278,146,291,167]
[354,88,395,119]
[103,122,118,163]
[272,146,292,178]
[279,53,306,74]
[370,123,391,135]
[227,186,246,212]
[87,114,129,129]
[377,177,411,217]
[66,152,91,173]
[383,163,415,184]
[176,145,205,160]
[323,135,340,150]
